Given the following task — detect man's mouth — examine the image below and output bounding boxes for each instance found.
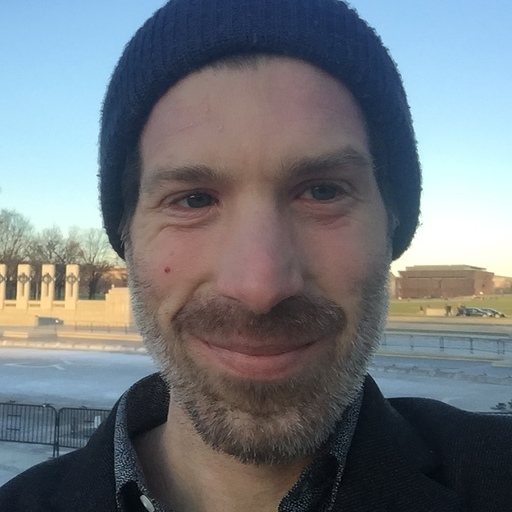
[188,335,324,380]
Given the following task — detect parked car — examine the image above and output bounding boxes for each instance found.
[461,307,491,317]
[480,308,506,318]
[36,316,64,326]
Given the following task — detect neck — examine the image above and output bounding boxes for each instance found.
[134,400,314,512]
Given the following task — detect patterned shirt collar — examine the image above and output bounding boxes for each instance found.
[114,373,362,512]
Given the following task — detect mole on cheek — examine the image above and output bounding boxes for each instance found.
[164,267,171,274]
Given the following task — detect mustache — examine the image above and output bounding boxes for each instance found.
[173,294,346,344]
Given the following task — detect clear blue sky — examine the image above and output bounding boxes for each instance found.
[1,1,511,276]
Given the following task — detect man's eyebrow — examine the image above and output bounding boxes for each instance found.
[140,165,224,194]
[140,148,373,194]
[285,148,374,180]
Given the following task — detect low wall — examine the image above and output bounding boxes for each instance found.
[0,288,133,328]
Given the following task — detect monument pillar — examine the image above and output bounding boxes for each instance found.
[40,264,56,310]
[65,264,80,310]
[16,263,32,310]
[0,263,6,310]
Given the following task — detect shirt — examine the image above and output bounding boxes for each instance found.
[113,374,362,512]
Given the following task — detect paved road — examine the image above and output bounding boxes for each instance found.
[0,348,511,412]
[371,355,512,412]
[1,347,511,486]
[0,348,155,408]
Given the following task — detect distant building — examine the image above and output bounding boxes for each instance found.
[389,272,398,299]
[493,275,512,294]
[398,265,494,299]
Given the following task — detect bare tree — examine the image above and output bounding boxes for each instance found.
[0,209,34,298]
[0,209,34,263]
[27,227,64,262]
[76,228,117,299]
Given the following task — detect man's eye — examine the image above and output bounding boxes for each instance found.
[307,185,340,201]
[178,192,215,208]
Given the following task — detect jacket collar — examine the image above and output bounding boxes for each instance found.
[334,376,463,511]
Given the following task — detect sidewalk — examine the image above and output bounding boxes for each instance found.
[0,441,77,487]
[0,325,145,353]
[0,325,143,352]
[0,442,54,486]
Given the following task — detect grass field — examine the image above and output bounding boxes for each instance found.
[389,295,512,316]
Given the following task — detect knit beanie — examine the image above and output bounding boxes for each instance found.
[100,0,421,260]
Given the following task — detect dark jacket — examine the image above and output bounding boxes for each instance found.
[1,376,511,511]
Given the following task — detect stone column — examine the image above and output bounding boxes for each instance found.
[16,263,32,310]
[65,264,80,310]
[0,263,6,310]
[40,264,56,310]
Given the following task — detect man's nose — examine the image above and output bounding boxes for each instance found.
[215,208,305,314]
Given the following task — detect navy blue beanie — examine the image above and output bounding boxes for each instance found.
[100,0,421,260]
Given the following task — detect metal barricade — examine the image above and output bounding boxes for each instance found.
[55,407,110,456]
[0,402,58,455]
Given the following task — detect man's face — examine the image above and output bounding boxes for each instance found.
[127,58,391,465]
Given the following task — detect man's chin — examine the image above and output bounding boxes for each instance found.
[175,374,341,466]
[152,335,367,465]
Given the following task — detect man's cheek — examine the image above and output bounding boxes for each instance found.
[309,236,374,289]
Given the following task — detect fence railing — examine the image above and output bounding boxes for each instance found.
[56,407,110,455]
[0,403,110,457]
[26,322,137,333]
[379,331,511,359]
[0,403,58,455]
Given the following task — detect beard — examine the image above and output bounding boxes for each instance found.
[127,253,390,466]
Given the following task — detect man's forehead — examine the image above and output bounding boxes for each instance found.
[153,57,355,110]
[140,56,370,161]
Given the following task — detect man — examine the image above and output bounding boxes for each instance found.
[1,0,511,510]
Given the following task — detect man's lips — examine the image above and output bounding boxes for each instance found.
[188,335,323,380]
[202,338,313,356]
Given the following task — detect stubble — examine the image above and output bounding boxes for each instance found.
[127,251,389,465]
